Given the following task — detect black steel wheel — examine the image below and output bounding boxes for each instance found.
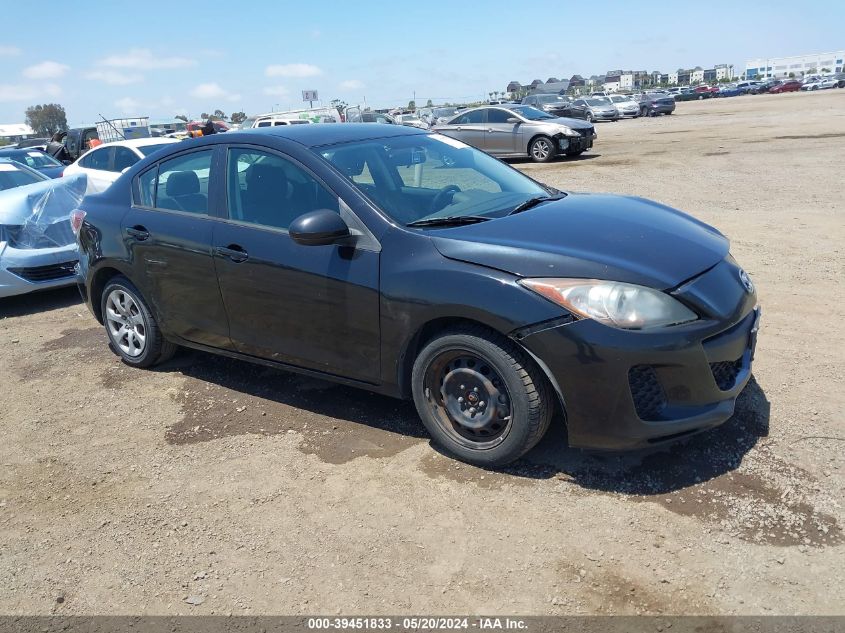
[411,326,553,466]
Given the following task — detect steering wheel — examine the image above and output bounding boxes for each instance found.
[428,185,462,215]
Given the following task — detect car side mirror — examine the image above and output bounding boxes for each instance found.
[506,117,520,123]
[289,209,350,246]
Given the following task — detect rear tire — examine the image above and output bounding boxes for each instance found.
[528,136,557,163]
[411,327,553,467]
[101,276,177,368]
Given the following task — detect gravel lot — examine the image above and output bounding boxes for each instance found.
[1,90,843,616]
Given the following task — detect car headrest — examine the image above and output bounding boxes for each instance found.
[330,150,365,177]
[166,170,200,196]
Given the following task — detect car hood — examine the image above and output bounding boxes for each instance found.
[547,116,592,129]
[429,193,729,289]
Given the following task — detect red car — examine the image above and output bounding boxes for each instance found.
[769,80,802,94]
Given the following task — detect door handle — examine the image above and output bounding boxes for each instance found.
[455,126,462,131]
[214,245,249,263]
[126,226,149,241]
[486,128,493,132]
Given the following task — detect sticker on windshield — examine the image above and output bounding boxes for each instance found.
[0,163,19,171]
[27,152,42,157]
[429,134,470,150]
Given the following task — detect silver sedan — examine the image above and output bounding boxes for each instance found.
[433,105,596,163]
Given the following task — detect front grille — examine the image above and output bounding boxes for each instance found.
[710,359,743,391]
[628,365,666,421]
[7,260,78,283]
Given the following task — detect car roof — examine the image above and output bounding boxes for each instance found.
[235,123,427,147]
[0,147,45,154]
[106,137,182,148]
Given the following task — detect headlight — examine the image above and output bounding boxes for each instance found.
[558,127,582,137]
[519,278,698,330]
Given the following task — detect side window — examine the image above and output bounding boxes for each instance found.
[79,147,111,170]
[112,146,138,172]
[227,148,338,230]
[487,109,513,123]
[155,150,213,214]
[138,167,156,207]
[256,121,271,127]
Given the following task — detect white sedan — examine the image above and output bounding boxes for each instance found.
[63,137,181,193]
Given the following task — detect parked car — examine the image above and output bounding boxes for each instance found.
[634,93,676,116]
[717,84,742,98]
[607,95,640,117]
[735,81,763,94]
[768,80,802,94]
[0,148,65,178]
[75,124,760,467]
[345,108,397,124]
[63,138,181,194]
[59,126,100,162]
[801,77,838,90]
[419,107,459,127]
[434,105,595,162]
[13,137,50,150]
[396,114,429,129]
[521,94,588,120]
[572,98,620,122]
[0,158,87,298]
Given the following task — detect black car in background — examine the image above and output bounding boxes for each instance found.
[636,93,677,116]
[76,125,760,467]
[521,94,589,120]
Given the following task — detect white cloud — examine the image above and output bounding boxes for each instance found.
[85,69,143,85]
[263,85,290,96]
[115,97,141,114]
[265,63,323,78]
[23,61,69,79]
[190,82,241,103]
[97,48,196,70]
[0,45,21,56]
[0,82,60,102]
[339,79,364,90]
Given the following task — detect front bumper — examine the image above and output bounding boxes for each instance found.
[0,243,79,298]
[515,259,759,450]
[593,112,619,121]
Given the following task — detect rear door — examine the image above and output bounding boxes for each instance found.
[484,108,519,154]
[213,145,381,381]
[436,109,487,149]
[122,146,232,349]
[76,146,114,193]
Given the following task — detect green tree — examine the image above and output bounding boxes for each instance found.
[425,99,433,108]
[200,112,209,120]
[230,111,247,124]
[213,109,226,120]
[408,100,416,110]
[788,72,795,79]
[25,103,67,136]
[175,114,188,122]
[821,68,831,73]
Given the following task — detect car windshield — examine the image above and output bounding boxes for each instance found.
[507,106,554,120]
[1,150,61,168]
[319,133,549,226]
[433,108,456,117]
[137,143,175,156]
[584,99,607,106]
[536,95,566,103]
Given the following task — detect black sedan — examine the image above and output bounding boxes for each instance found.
[0,147,66,178]
[75,125,760,467]
[521,94,589,120]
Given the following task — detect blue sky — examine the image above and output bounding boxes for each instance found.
[0,0,842,125]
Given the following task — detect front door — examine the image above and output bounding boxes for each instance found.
[123,147,232,349]
[213,146,380,382]
[436,109,487,150]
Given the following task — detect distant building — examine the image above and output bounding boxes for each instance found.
[0,123,36,143]
[531,80,570,95]
[745,51,845,79]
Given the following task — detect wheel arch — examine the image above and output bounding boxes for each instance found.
[89,266,129,324]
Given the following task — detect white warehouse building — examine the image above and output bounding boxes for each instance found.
[745,51,845,79]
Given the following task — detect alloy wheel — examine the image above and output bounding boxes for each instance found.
[423,351,513,450]
[105,289,147,357]
[530,138,552,161]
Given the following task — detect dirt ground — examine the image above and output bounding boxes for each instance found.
[1,90,843,616]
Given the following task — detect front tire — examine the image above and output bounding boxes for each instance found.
[528,136,556,163]
[101,276,176,368]
[411,327,553,467]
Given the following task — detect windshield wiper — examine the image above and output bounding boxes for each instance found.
[406,215,491,228]
[508,193,567,215]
